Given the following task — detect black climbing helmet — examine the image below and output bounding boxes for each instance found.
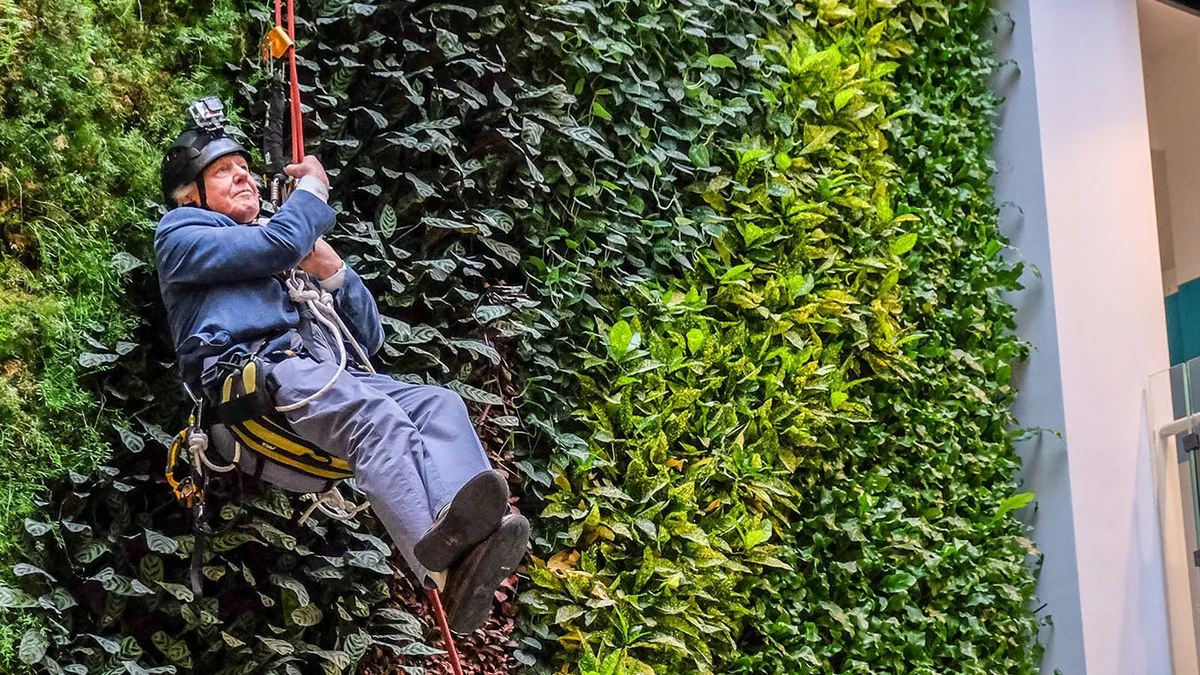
[161,98,251,209]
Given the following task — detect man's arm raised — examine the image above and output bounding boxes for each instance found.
[156,157,334,286]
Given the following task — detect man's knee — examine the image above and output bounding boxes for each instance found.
[422,385,469,416]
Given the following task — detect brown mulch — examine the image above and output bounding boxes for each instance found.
[357,568,523,675]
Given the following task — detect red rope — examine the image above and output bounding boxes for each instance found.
[272,6,457,672]
[286,0,304,162]
[427,589,465,675]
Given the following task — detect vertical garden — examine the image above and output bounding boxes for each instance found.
[0,0,1042,673]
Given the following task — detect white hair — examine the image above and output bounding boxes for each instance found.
[172,182,196,207]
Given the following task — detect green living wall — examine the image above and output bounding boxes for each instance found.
[0,0,249,661]
[511,1,1040,673]
[0,0,1041,673]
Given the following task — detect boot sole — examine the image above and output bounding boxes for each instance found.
[414,470,509,572]
[444,513,530,634]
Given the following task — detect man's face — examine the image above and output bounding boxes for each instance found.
[202,154,260,223]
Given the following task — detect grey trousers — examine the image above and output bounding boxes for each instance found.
[261,343,493,583]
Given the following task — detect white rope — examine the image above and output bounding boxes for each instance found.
[275,271,375,413]
[189,429,241,473]
[279,271,374,525]
[298,486,372,525]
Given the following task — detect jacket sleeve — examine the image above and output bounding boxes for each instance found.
[155,190,335,286]
[333,266,385,356]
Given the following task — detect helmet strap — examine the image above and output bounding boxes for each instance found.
[196,176,210,210]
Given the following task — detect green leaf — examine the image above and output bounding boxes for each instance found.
[78,352,120,368]
[555,605,586,624]
[258,636,296,656]
[0,587,37,609]
[799,127,839,155]
[24,518,53,537]
[144,529,179,554]
[151,632,192,668]
[445,380,503,406]
[890,232,919,255]
[271,574,311,606]
[379,204,397,238]
[834,88,857,111]
[608,321,634,360]
[155,581,194,603]
[111,251,146,275]
[116,426,144,453]
[997,491,1036,518]
[592,100,612,120]
[13,563,55,582]
[880,572,917,594]
[707,54,736,68]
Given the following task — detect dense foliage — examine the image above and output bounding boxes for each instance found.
[0,0,245,558]
[0,0,1040,673]
[510,1,1041,674]
[0,0,249,661]
[8,458,433,674]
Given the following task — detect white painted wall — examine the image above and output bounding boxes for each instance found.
[1021,1,1173,673]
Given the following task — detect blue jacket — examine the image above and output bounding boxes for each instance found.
[155,189,384,383]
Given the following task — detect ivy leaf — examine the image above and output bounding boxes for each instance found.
[880,572,917,594]
[707,54,736,68]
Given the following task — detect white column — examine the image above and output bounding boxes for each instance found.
[1018,0,1173,672]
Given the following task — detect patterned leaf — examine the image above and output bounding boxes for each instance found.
[18,628,47,665]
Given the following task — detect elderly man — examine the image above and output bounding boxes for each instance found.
[155,110,528,634]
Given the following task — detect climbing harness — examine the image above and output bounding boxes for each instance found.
[164,2,469,664]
